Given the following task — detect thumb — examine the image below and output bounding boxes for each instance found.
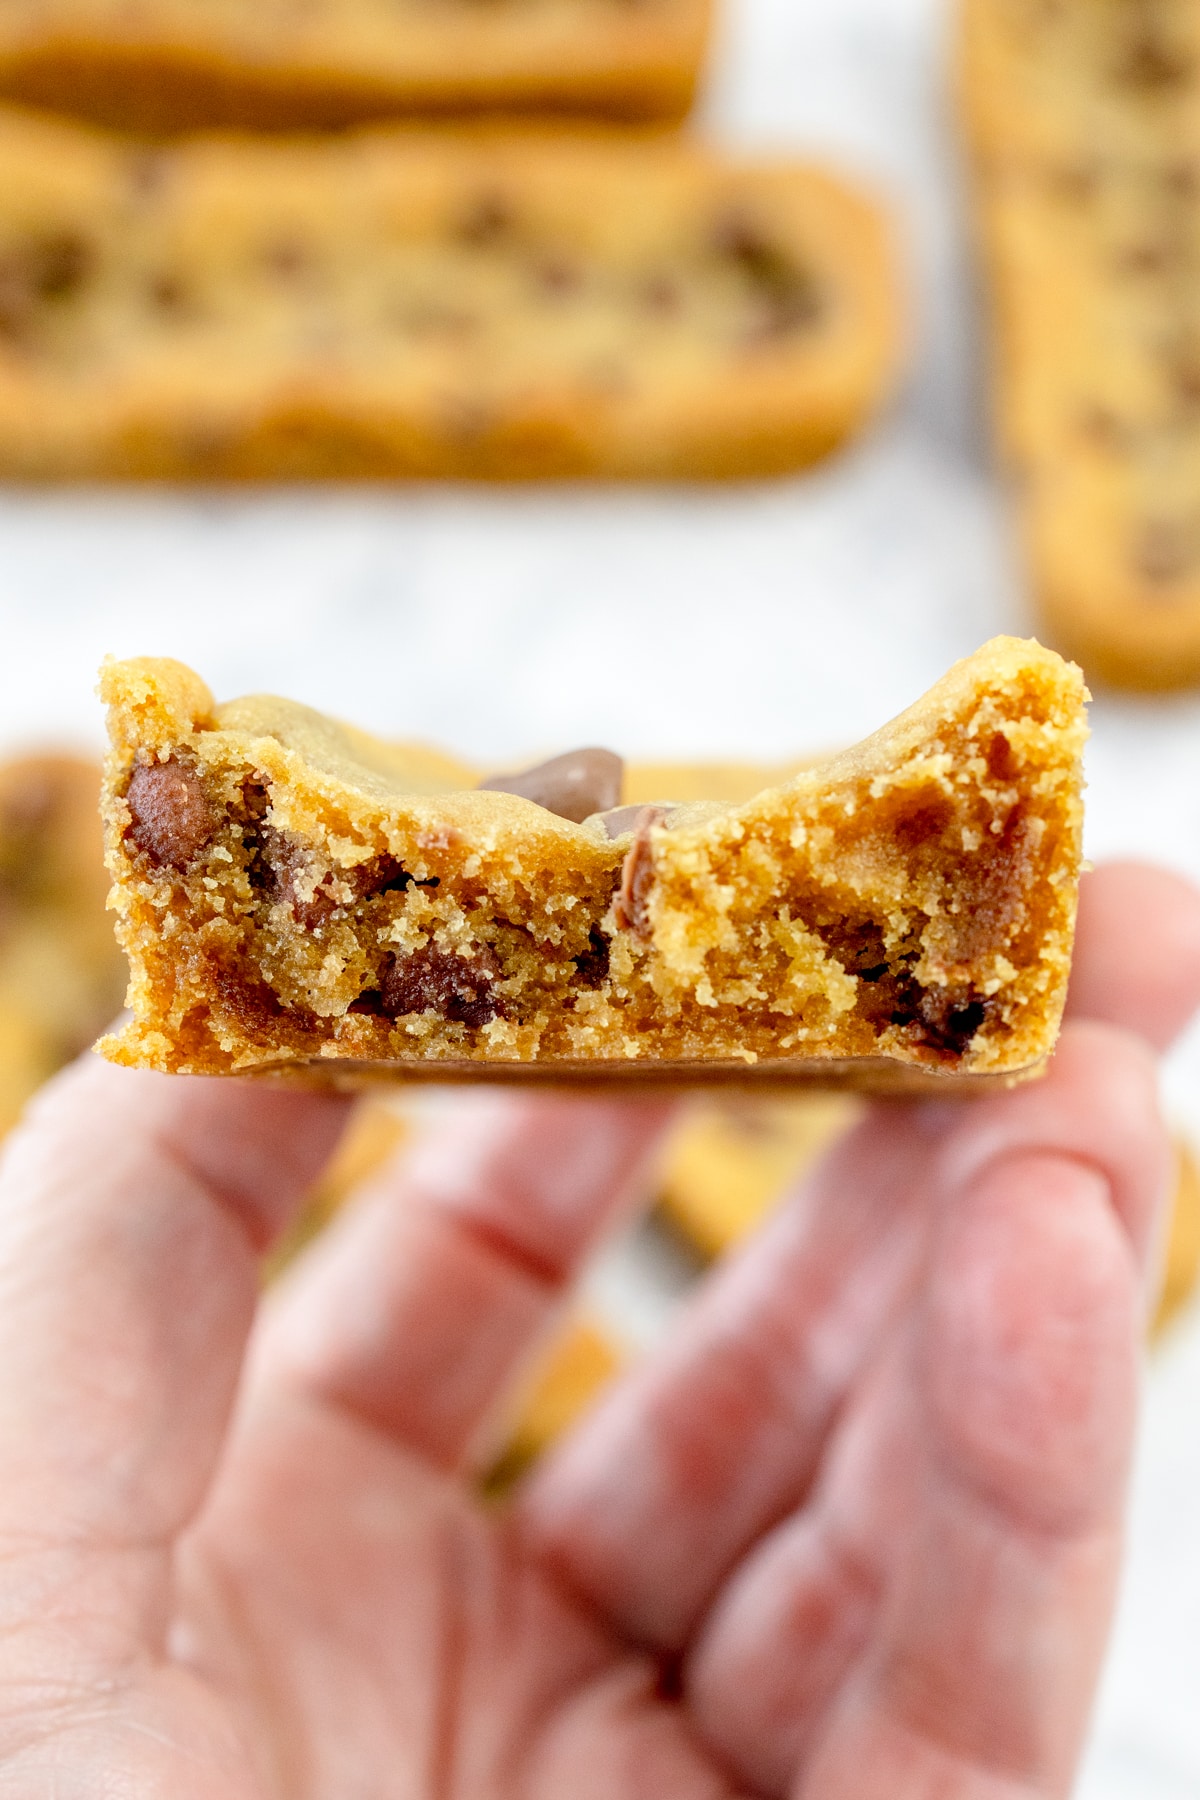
[0,1055,346,1562]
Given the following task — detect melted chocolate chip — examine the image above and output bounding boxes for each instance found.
[358,854,440,896]
[207,957,284,1037]
[126,758,215,869]
[945,805,1041,967]
[986,730,1018,782]
[612,805,668,936]
[574,926,611,987]
[598,803,664,839]
[378,943,501,1027]
[909,987,991,1056]
[479,748,623,824]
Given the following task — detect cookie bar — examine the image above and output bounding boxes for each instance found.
[1155,1139,1200,1336]
[0,0,712,132]
[962,0,1200,688]
[98,637,1087,1091]
[0,753,126,1132]
[0,106,899,482]
[658,1094,859,1259]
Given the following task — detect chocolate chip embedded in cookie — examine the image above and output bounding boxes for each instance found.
[479,748,623,823]
[126,758,215,869]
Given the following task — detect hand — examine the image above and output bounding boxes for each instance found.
[1,863,1197,1800]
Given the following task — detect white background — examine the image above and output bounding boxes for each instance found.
[0,0,1197,1789]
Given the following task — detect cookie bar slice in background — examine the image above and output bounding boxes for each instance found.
[98,637,1087,1090]
[961,0,1200,689]
[0,107,900,481]
[0,0,713,131]
[0,753,126,1131]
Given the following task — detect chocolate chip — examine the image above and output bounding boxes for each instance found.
[34,233,91,300]
[126,757,215,869]
[597,803,663,839]
[1116,239,1175,274]
[459,192,514,246]
[479,748,623,824]
[712,208,823,338]
[1076,403,1126,448]
[637,273,683,315]
[574,926,611,987]
[207,957,284,1036]
[533,256,582,298]
[1135,518,1193,583]
[1118,22,1191,87]
[612,805,668,936]
[262,239,312,280]
[148,272,188,314]
[1164,160,1199,199]
[0,231,93,340]
[1173,358,1200,409]
[986,731,1018,781]
[943,805,1042,966]
[909,986,990,1055]
[358,854,440,896]
[127,151,170,198]
[378,943,501,1027]
[1049,160,1101,203]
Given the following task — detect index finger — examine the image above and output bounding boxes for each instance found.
[1067,859,1200,1050]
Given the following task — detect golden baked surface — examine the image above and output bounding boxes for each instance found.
[0,106,899,482]
[0,753,126,1131]
[962,0,1200,689]
[0,0,712,129]
[99,638,1088,1090]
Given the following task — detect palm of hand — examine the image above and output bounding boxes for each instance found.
[0,863,1193,1800]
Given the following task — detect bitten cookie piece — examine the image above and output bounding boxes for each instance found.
[0,106,899,482]
[961,0,1200,689]
[98,638,1087,1091]
[0,0,712,131]
[0,753,126,1131]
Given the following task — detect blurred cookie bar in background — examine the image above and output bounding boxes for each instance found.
[0,109,901,482]
[0,0,714,131]
[0,752,125,1133]
[961,0,1200,689]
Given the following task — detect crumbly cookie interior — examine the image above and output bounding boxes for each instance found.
[99,639,1086,1085]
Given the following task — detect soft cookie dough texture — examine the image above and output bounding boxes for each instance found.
[0,0,712,130]
[99,639,1087,1091]
[0,106,898,481]
[962,0,1200,689]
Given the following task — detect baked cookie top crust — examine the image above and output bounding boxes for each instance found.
[98,638,1088,1090]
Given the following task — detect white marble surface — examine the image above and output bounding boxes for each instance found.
[0,0,1197,1789]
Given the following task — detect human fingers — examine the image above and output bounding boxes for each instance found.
[1068,859,1200,1050]
[255,1092,671,1470]
[518,1024,1167,1669]
[784,1129,1149,1800]
[0,1055,347,1565]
